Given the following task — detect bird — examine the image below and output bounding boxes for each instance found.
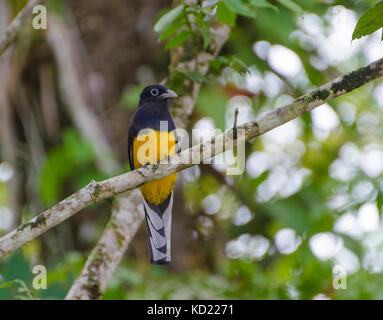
[127,84,178,265]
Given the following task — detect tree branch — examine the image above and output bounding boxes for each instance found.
[0,56,382,261]
[64,192,144,300]
[0,0,42,56]
[65,190,144,300]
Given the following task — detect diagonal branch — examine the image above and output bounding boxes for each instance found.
[65,190,144,300]
[0,0,43,56]
[1,56,382,261]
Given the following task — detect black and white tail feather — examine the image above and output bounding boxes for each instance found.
[143,193,173,264]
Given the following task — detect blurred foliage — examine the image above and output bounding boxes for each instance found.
[38,129,107,206]
[1,0,383,300]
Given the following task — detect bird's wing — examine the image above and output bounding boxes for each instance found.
[127,132,135,171]
[127,125,135,171]
[127,110,141,171]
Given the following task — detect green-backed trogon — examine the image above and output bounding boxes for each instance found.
[127,84,178,264]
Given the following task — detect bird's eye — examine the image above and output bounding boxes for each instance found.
[150,88,159,96]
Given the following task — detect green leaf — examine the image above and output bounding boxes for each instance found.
[168,71,185,94]
[183,71,206,82]
[159,19,186,40]
[200,27,212,49]
[377,191,383,211]
[224,0,257,19]
[229,56,249,74]
[154,4,185,33]
[209,59,223,72]
[0,281,17,289]
[276,0,304,15]
[249,0,278,12]
[223,0,277,18]
[216,2,237,26]
[352,1,383,40]
[165,30,191,49]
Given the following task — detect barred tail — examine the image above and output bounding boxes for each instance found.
[143,193,173,264]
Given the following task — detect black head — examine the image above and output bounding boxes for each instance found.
[139,84,177,106]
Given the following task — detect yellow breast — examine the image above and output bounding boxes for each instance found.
[133,130,177,205]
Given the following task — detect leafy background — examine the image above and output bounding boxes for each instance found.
[1,0,383,300]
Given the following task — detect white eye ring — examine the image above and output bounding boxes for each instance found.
[151,88,159,96]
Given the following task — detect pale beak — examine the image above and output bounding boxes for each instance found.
[159,89,178,99]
